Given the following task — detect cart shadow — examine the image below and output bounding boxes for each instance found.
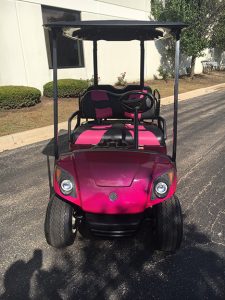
[1,219,225,299]
[0,250,43,300]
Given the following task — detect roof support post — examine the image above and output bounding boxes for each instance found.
[140,40,145,88]
[52,29,59,160]
[134,108,139,149]
[93,40,98,86]
[172,31,181,162]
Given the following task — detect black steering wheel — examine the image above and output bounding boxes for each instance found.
[120,91,155,113]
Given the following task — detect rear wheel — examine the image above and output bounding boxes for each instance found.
[44,195,76,248]
[154,195,183,252]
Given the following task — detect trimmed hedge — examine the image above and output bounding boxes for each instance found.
[0,86,41,109]
[43,79,89,98]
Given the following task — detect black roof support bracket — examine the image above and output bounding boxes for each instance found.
[93,40,98,86]
[172,31,181,162]
[52,29,60,160]
[140,40,145,88]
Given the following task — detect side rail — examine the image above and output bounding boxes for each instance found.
[151,116,166,140]
[153,89,161,116]
[68,111,80,142]
[158,116,167,140]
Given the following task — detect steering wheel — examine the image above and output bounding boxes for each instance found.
[120,91,155,113]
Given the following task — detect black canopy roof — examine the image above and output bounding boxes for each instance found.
[44,20,187,41]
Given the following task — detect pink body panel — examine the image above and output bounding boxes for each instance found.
[54,150,176,214]
[88,153,140,187]
[143,145,167,154]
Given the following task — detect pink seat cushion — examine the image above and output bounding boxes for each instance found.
[75,129,107,145]
[124,112,142,119]
[74,123,161,146]
[125,124,160,146]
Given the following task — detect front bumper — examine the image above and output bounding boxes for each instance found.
[85,212,144,237]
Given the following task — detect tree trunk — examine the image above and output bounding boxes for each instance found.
[190,56,196,78]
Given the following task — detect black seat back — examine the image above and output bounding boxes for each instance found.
[80,85,159,119]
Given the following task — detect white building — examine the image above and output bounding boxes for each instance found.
[0,0,205,92]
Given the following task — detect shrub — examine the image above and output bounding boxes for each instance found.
[87,75,101,86]
[43,79,89,98]
[0,86,41,109]
[115,72,127,86]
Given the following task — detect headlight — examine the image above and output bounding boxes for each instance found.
[55,166,76,197]
[60,179,73,195]
[154,181,168,198]
[151,169,175,200]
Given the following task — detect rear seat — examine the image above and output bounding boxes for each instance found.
[73,121,165,146]
[72,85,164,148]
[80,85,156,120]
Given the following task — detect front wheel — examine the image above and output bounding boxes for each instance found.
[154,195,183,252]
[44,195,77,248]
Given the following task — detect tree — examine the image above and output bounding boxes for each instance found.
[151,0,225,77]
[210,12,225,51]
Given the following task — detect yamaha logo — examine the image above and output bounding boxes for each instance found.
[109,192,118,202]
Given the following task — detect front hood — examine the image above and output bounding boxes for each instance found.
[75,151,149,187]
[56,150,175,214]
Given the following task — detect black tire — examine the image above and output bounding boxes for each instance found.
[154,195,183,252]
[44,195,76,248]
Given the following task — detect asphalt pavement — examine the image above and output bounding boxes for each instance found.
[0,90,225,300]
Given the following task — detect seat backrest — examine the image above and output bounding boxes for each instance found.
[80,85,158,120]
[80,90,118,119]
[86,84,153,94]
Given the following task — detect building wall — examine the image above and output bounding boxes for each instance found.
[0,0,30,86]
[0,0,208,92]
[96,0,150,13]
[0,0,151,91]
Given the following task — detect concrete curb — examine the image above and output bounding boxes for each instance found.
[0,122,67,153]
[161,82,225,105]
[1,82,225,153]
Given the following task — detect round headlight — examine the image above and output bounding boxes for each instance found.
[60,179,73,195]
[155,181,168,198]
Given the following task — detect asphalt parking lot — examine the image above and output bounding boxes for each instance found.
[0,90,225,299]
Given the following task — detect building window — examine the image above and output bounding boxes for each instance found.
[42,5,84,69]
